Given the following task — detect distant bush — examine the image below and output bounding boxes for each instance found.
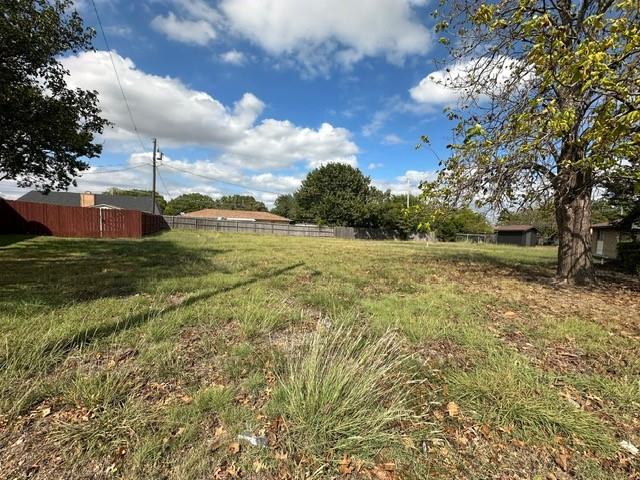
[617,241,640,274]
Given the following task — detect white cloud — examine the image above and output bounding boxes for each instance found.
[220,50,247,65]
[410,57,528,106]
[61,51,358,169]
[0,152,303,209]
[368,162,384,170]
[373,169,435,195]
[220,0,431,70]
[362,109,392,137]
[153,0,432,75]
[382,134,404,145]
[105,25,133,38]
[151,12,217,46]
[221,121,358,169]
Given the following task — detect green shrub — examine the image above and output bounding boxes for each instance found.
[617,241,640,274]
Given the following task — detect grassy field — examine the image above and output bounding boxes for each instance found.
[0,231,638,479]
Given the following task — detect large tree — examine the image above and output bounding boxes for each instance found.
[215,195,267,212]
[0,0,108,191]
[424,0,640,284]
[294,163,374,227]
[164,193,216,215]
[271,194,297,219]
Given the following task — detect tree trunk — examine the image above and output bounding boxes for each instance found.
[554,169,595,285]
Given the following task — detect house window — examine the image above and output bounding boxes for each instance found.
[597,229,605,241]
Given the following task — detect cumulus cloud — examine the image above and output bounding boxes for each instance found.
[373,169,435,195]
[155,0,432,74]
[61,51,358,169]
[151,12,217,46]
[410,57,529,106]
[220,49,246,65]
[0,152,303,209]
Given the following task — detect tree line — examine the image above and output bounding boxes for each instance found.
[104,189,268,216]
[271,163,493,240]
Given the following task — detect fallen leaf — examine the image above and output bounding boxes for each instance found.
[503,311,517,318]
[227,464,239,478]
[554,451,569,471]
[253,460,266,473]
[214,425,226,437]
[380,462,396,471]
[41,407,51,418]
[227,442,240,455]
[338,455,354,475]
[275,450,288,461]
[446,401,460,417]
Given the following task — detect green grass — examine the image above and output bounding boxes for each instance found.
[447,353,615,452]
[270,326,418,462]
[0,231,636,479]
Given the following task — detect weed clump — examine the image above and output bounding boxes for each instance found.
[273,326,417,461]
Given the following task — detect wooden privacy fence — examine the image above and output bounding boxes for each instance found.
[163,215,336,237]
[0,199,167,238]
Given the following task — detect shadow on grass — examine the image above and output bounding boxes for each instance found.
[430,247,639,290]
[0,235,37,248]
[41,262,305,358]
[0,236,231,310]
[428,248,557,283]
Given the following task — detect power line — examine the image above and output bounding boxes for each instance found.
[81,164,147,175]
[90,0,148,152]
[159,163,281,196]
[156,166,173,200]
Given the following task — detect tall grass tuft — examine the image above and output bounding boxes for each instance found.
[273,326,416,461]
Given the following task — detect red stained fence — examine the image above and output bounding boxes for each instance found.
[0,199,167,238]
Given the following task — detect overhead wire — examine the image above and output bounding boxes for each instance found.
[90,0,148,153]
[159,163,281,196]
[90,0,277,201]
[156,164,173,200]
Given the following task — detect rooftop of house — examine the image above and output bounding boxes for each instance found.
[17,191,162,214]
[591,221,640,230]
[494,224,538,232]
[185,208,290,222]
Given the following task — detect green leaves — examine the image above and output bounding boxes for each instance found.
[0,0,108,191]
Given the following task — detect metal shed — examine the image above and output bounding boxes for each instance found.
[494,225,539,247]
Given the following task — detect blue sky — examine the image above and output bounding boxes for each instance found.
[3,0,463,207]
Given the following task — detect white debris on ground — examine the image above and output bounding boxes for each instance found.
[619,440,638,456]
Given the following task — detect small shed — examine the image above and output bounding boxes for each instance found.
[494,225,539,247]
[591,222,640,259]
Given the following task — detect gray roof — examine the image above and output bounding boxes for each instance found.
[494,224,538,233]
[17,191,163,214]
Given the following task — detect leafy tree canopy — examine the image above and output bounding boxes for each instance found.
[215,195,267,212]
[164,193,216,216]
[0,0,109,191]
[423,0,640,284]
[294,163,375,227]
[271,194,297,219]
[103,188,167,212]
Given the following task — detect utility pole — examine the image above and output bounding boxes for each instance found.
[152,138,157,215]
